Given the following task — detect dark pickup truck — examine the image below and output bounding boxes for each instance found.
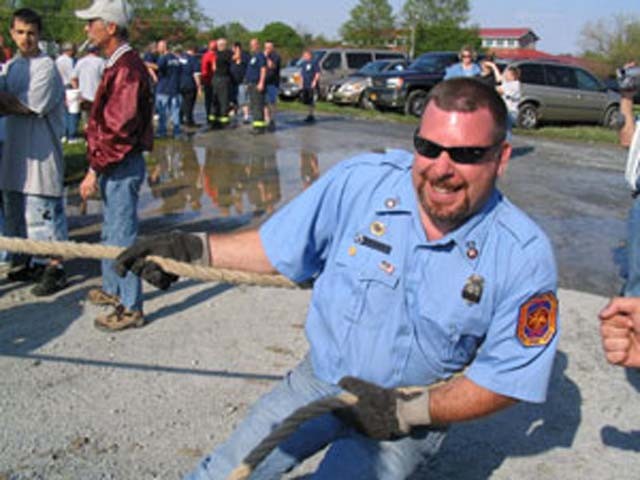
[365,51,460,116]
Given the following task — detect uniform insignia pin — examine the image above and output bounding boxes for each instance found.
[385,198,397,209]
[379,260,395,275]
[348,246,357,256]
[370,221,386,236]
[466,241,479,260]
[462,274,484,304]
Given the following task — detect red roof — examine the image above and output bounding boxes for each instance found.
[480,28,537,40]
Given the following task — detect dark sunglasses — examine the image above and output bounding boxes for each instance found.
[413,129,502,165]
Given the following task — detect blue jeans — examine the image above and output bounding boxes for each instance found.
[0,193,7,263]
[65,109,80,140]
[625,194,640,296]
[156,93,182,137]
[99,153,145,311]
[185,356,447,479]
[2,191,68,266]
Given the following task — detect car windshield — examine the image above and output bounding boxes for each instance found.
[409,56,447,73]
[357,60,389,75]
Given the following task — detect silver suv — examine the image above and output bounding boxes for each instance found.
[280,48,406,100]
[510,60,620,129]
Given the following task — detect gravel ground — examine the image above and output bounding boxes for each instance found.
[1,270,639,479]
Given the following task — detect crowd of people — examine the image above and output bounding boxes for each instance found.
[1,0,640,477]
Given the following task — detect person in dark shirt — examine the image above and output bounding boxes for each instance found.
[230,41,250,124]
[245,38,267,134]
[210,37,232,128]
[299,49,320,123]
[263,41,281,131]
[178,45,201,127]
[155,39,183,137]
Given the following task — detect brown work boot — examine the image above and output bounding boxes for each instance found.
[94,305,144,332]
[87,288,120,307]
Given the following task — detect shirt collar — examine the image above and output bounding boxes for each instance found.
[106,43,132,68]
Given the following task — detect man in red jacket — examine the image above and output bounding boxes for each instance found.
[76,0,153,331]
[201,39,217,124]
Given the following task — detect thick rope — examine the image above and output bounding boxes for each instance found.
[0,237,298,289]
[227,392,359,480]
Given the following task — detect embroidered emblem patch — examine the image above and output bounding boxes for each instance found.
[517,292,558,347]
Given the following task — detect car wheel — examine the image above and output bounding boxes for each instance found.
[405,90,428,117]
[359,93,375,110]
[603,105,621,129]
[518,103,539,129]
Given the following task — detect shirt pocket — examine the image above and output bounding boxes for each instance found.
[333,238,401,327]
[418,293,489,367]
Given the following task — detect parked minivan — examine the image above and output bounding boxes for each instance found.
[279,48,407,100]
[510,59,621,129]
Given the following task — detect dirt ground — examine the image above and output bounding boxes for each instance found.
[1,268,639,479]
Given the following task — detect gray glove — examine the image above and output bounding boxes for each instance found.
[336,376,431,440]
[114,231,211,290]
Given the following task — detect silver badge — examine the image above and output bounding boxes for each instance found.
[462,274,484,304]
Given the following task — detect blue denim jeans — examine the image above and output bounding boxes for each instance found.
[156,93,182,137]
[2,191,68,265]
[64,109,80,140]
[625,194,640,296]
[0,193,7,263]
[185,356,447,479]
[99,153,145,312]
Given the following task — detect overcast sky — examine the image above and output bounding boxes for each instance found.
[199,0,640,55]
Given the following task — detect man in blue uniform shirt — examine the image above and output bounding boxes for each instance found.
[115,78,559,478]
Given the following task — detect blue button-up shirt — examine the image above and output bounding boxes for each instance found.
[260,150,558,403]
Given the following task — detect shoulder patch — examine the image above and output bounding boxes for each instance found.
[517,292,558,347]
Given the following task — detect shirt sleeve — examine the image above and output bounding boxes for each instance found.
[466,235,559,403]
[259,161,353,282]
[23,58,63,115]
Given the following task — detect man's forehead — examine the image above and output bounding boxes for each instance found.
[421,103,496,139]
[12,19,38,31]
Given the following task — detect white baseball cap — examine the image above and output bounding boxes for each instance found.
[75,0,132,27]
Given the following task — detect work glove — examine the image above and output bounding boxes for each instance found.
[114,231,210,290]
[336,376,431,441]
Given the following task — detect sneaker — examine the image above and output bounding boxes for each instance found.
[94,305,144,332]
[304,115,315,123]
[7,264,45,283]
[242,118,250,125]
[267,121,276,132]
[87,288,120,307]
[31,266,67,296]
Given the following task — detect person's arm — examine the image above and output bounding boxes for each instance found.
[428,375,516,424]
[208,229,276,273]
[0,91,34,115]
[599,296,640,367]
[336,375,516,440]
[258,65,266,91]
[620,92,635,148]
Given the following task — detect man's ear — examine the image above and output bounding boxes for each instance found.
[496,142,512,177]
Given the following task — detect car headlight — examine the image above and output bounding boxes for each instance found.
[341,81,365,93]
[386,77,404,89]
[293,73,302,86]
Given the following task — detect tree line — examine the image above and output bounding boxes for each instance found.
[0,0,638,73]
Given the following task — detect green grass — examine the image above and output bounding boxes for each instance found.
[63,142,89,185]
[282,99,625,146]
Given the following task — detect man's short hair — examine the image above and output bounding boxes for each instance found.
[426,77,508,143]
[233,42,242,49]
[11,8,42,33]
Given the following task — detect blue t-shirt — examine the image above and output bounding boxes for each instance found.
[444,62,482,80]
[300,60,320,89]
[245,52,266,84]
[156,53,182,95]
[178,53,200,92]
[260,150,559,403]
